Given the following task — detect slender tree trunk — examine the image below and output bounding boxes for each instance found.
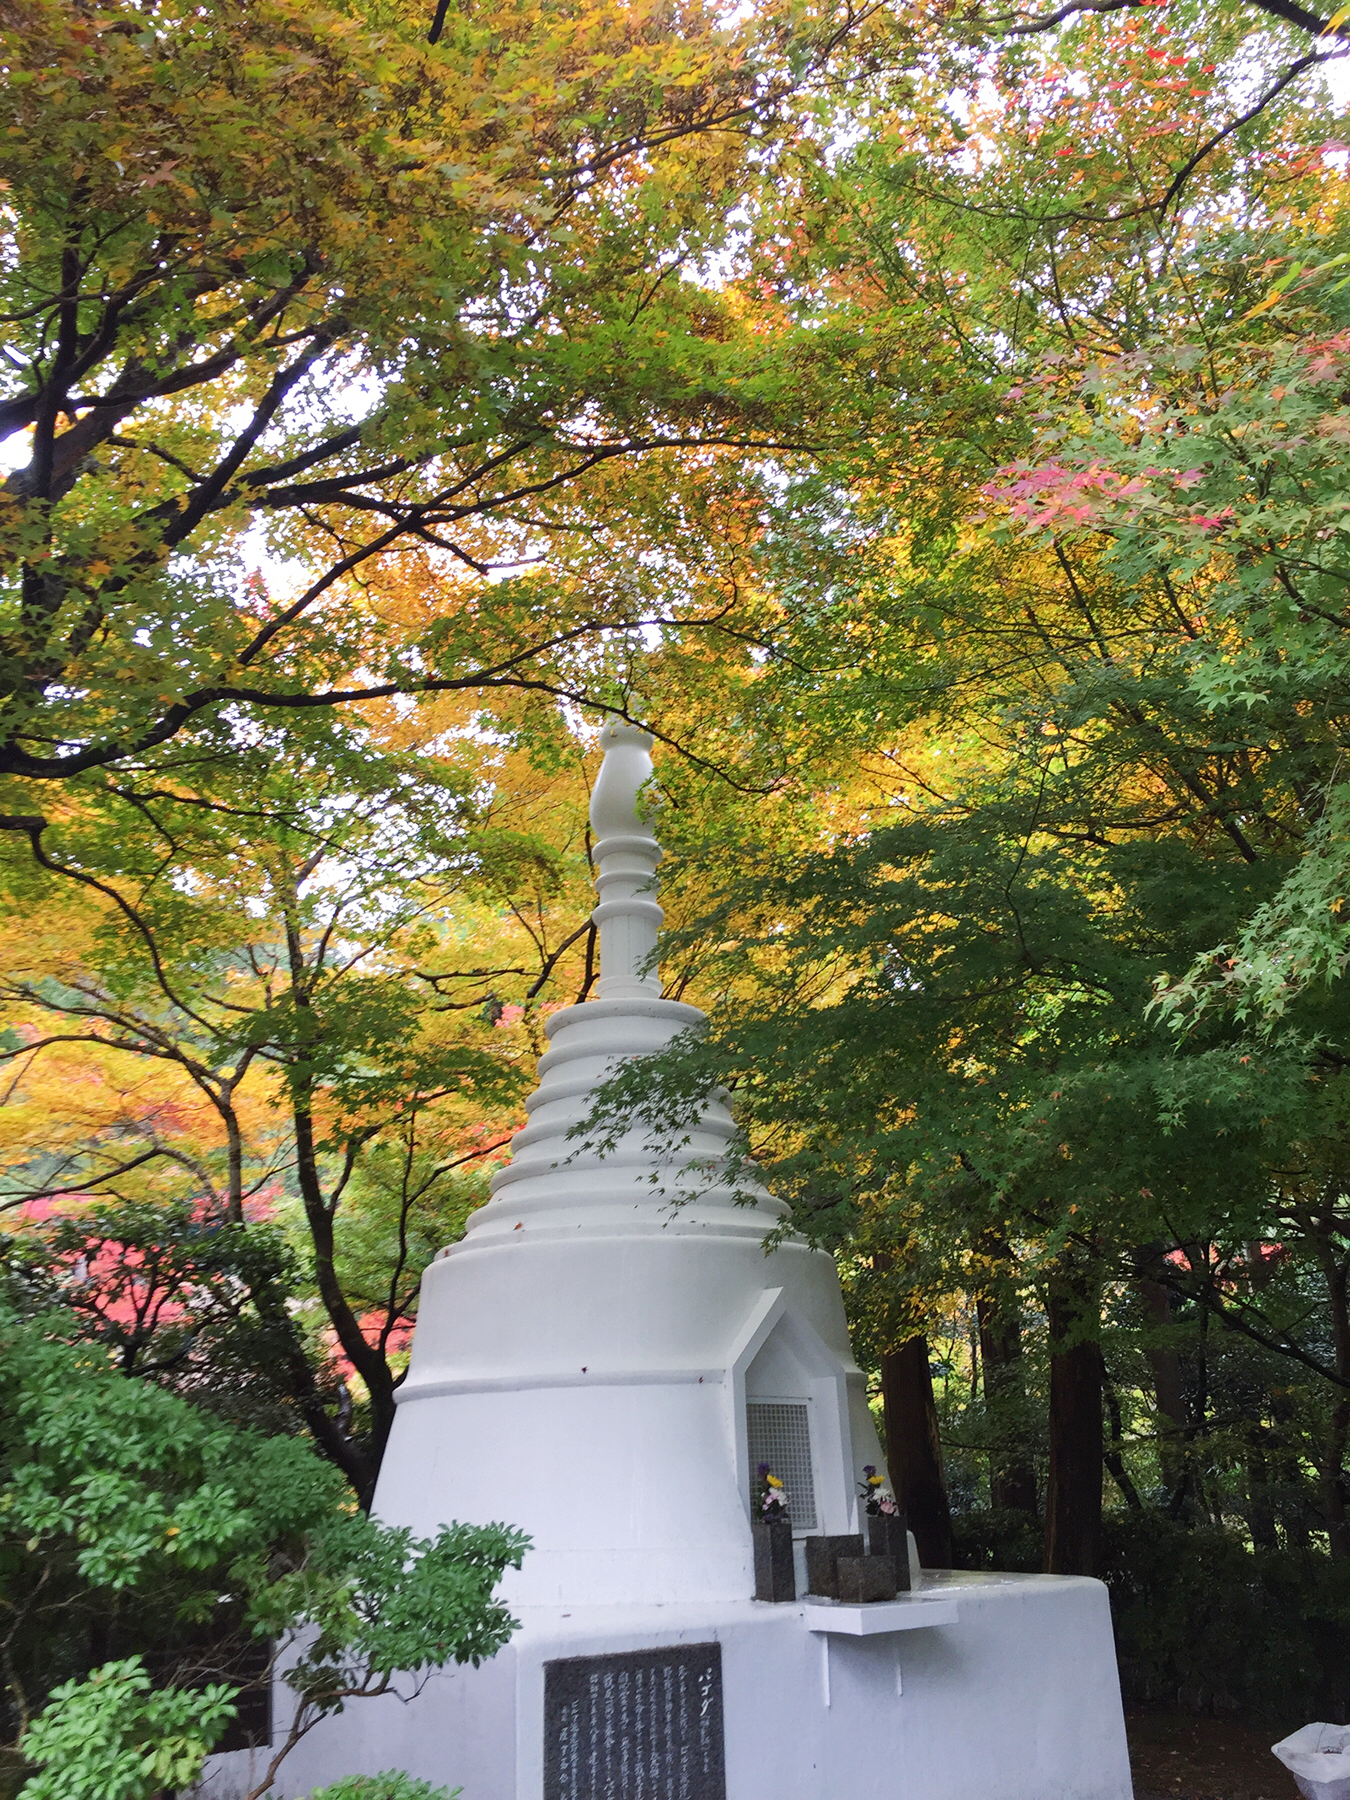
[216,1049,259,1224]
[1044,1267,1104,1578]
[292,1098,398,1485]
[1189,1246,1218,1526]
[1131,1244,1190,1509]
[1245,1442,1279,1550]
[220,1094,245,1224]
[977,1288,1037,1514]
[1242,1226,1282,1544]
[246,1252,375,1500]
[280,888,396,1501]
[881,1335,953,1569]
[1269,1390,1312,1550]
[1318,1230,1350,1560]
[1324,1400,1350,1562]
[1102,1374,1143,1510]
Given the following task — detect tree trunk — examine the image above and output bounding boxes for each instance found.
[292,1098,397,1493]
[1245,1442,1279,1550]
[977,1290,1037,1514]
[1319,1234,1350,1560]
[1270,1390,1312,1551]
[1102,1375,1143,1510]
[1323,1402,1350,1561]
[1130,1244,1190,1510]
[245,1241,375,1501]
[881,1335,953,1569]
[279,886,396,1503]
[1044,1268,1104,1578]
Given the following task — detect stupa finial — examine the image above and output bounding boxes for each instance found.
[589,719,662,999]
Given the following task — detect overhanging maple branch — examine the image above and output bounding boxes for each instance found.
[991,0,1336,34]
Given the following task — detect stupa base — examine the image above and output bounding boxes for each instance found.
[197,1571,1131,1800]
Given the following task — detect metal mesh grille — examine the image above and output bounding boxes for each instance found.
[747,1400,817,1531]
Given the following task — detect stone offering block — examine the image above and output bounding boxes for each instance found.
[753,1517,795,1602]
[837,1554,898,1604]
[543,1642,725,1800]
[804,1534,864,1600]
[866,1511,912,1592]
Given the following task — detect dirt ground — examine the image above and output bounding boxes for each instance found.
[1128,1706,1303,1800]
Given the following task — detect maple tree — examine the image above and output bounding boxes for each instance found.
[5,0,1350,1775]
[0,707,612,1500]
[0,0,880,840]
[993,0,1348,49]
[990,330,1350,1028]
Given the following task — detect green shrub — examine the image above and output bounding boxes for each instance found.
[17,1658,235,1800]
[1,1310,527,1799]
[951,1508,1045,1574]
[1103,1514,1350,1728]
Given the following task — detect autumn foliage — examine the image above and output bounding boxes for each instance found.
[4,0,1350,1784]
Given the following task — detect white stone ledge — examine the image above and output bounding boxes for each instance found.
[394,1366,728,1403]
[542,996,705,1036]
[439,1219,792,1257]
[802,1596,960,1634]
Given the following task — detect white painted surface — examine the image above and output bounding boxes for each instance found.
[802,1593,960,1633]
[190,1745,274,1800]
[260,1576,1132,1800]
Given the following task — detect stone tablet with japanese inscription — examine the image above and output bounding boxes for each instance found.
[542,1642,725,1800]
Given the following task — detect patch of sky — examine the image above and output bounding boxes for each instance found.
[0,427,28,476]
[1319,47,1350,110]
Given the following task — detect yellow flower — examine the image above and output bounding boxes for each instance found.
[766,1474,784,1488]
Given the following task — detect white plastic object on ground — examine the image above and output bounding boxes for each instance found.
[1273,1723,1350,1800]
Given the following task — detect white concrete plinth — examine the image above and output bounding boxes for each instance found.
[221,1573,1130,1800]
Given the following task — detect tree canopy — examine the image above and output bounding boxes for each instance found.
[4,0,1350,1785]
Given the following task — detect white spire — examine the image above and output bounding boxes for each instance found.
[460,712,781,1232]
[588,720,663,1000]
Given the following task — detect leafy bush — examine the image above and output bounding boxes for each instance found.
[1103,1514,1350,1729]
[951,1508,1045,1575]
[0,1309,528,1798]
[953,1506,1350,1728]
[16,1658,235,1800]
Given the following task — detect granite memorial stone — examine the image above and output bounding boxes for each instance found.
[866,1511,912,1592]
[804,1534,864,1600]
[837,1554,898,1604]
[543,1642,726,1800]
[752,1517,795,1602]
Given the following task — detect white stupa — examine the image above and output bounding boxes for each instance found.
[250,722,1133,1800]
[376,719,886,1605]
